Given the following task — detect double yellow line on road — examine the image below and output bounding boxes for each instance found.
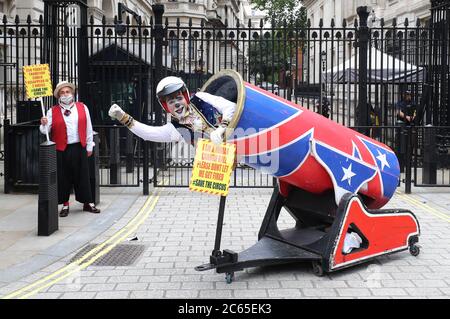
[2,190,161,299]
[396,191,450,223]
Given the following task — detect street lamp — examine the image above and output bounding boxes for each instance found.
[115,2,141,35]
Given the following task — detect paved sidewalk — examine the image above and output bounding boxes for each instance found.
[0,185,142,286]
[0,184,449,299]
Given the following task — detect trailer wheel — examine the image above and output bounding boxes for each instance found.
[312,261,324,277]
[409,245,420,257]
[225,272,234,284]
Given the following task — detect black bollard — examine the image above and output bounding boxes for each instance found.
[38,140,58,236]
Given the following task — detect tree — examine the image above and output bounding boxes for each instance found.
[248,1,308,86]
[251,0,306,28]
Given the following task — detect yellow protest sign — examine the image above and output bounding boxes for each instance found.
[23,64,53,99]
[189,139,236,196]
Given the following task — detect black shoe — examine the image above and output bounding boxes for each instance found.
[60,206,69,217]
[83,203,100,214]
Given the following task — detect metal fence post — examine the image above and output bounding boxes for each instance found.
[404,125,413,194]
[3,119,10,194]
[356,6,370,136]
[77,1,89,102]
[422,125,437,184]
[109,127,121,184]
[151,4,165,192]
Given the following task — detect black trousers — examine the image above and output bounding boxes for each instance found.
[57,143,92,205]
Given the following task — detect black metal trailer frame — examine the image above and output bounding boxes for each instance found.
[196,185,420,283]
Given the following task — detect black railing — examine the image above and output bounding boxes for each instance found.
[2,1,450,192]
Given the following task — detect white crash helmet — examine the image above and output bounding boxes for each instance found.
[156,76,190,112]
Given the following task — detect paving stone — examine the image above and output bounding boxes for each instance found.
[115,283,148,291]
[337,288,372,297]
[29,292,63,299]
[370,288,408,296]
[314,280,348,288]
[130,289,164,298]
[302,288,338,297]
[199,290,233,298]
[106,276,140,283]
[233,289,268,298]
[267,289,302,298]
[165,290,199,298]
[405,288,444,296]
[82,283,116,292]
[248,281,281,289]
[60,292,96,299]
[95,291,130,299]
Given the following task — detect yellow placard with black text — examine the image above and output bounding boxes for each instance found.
[23,64,53,99]
[189,139,236,196]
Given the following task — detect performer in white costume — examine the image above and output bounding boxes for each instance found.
[108,76,236,145]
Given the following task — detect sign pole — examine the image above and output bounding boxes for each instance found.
[212,195,227,257]
[39,97,50,142]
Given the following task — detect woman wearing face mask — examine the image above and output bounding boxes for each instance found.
[40,81,100,217]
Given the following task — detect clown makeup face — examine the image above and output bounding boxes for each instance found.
[164,91,189,120]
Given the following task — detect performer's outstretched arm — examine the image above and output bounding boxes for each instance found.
[109,104,183,143]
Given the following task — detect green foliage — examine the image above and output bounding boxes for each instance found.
[251,0,307,27]
[248,1,307,83]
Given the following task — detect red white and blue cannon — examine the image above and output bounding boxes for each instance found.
[195,70,420,281]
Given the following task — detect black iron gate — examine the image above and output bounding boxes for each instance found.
[2,1,450,193]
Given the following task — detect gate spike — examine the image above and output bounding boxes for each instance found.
[27,15,31,24]
[380,18,385,27]
[248,18,252,28]
[331,18,335,28]
[404,18,409,27]
[392,18,397,27]
[2,15,7,24]
[89,15,94,24]
[342,19,347,27]
[102,15,106,25]
[15,15,20,24]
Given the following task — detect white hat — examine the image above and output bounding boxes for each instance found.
[53,81,76,98]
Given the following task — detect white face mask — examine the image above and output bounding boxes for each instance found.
[59,95,74,108]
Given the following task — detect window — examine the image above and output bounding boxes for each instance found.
[169,39,179,59]
[188,37,196,59]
